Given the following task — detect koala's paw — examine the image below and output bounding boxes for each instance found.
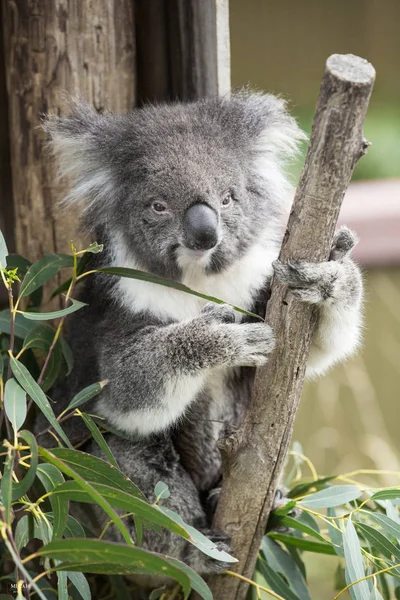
[330,226,358,262]
[230,322,275,367]
[200,530,234,574]
[200,302,236,324]
[267,488,300,533]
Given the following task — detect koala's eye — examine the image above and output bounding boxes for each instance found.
[152,201,168,214]
[221,192,233,207]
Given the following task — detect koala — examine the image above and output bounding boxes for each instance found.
[37,92,363,582]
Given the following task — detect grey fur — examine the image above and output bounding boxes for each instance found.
[37,92,363,585]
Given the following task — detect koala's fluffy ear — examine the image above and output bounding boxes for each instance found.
[226,91,306,167]
[44,100,117,220]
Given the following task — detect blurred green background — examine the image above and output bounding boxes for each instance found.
[230,1,400,597]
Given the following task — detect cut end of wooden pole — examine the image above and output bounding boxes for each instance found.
[326,54,376,85]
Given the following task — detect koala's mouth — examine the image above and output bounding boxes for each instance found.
[175,243,219,271]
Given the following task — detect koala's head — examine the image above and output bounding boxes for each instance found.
[46,92,304,278]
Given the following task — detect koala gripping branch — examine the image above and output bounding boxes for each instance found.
[209,54,375,600]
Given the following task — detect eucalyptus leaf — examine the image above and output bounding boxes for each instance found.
[79,411,118,468]
[356,522,400,575]
[327,507,344,558]
[18,297,86,320]
[261,537,311,600]
[38,447,133,545]
[37,539,191,598]
[98,266,261,320]
[371,489,400,502]
[37,463,68,539]
[47,447,146,499]
[12,430,38,501]
[343,519,370,600]
[66,572,91,600]
[4,378,27,433]
[0,310,37,338]
[10,356,72,448]
[258,557,301,600]
[299,485,361,509]
[155,481,170,500]
[369,513,400,542]
[19,254,74,298]
[1,450,14,524]
[63,381,106,414]
[268,532,336,555]
[3,539,48,600]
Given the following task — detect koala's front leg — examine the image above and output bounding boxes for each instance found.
[273,227,363,377]
[97,304,275,435]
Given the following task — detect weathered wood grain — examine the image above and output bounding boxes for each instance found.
[2,0,135,270]
[209,54,375,600]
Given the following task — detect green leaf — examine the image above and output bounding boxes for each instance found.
[23,323,64,391]
[159,505,237,563]
[327,507,344,558]
[57,570,68,600]
[261,536,311,600]
[62,381,106,414]
[4,378,27,433]
[11,430,38,501]
[46,447,146,500]
[0,229,8,269]
[10,356,72,448]
[1,450,14,524]
[3,539,48,600]
[268,532,337,555]
[155,481,170,500]
[66,571,91,600]
[343,519,370,600]
[59,335,73,375]
[371,489,400,502]
[98,266,262,320]
[0,310,37,338]
[299,485,362,508]
[355,522,400,575]
[273,515,326,542]
[19,254,74,298]
[15,514,36,551]
[369,513,400,542]
[50,479,236,564]
[18,297,86,320]
[258,556,301,600]
[37,463,68,539]
[79,411,118,468]
[166,556,213,600]
[36,539,191,598]
[38,447,133,545]
[288,476,337,499]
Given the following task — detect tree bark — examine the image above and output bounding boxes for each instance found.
[209,54,375,600]
[2,0,135,269]
[135,0,230,104]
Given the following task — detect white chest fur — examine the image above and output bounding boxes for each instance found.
[113,241,278,322]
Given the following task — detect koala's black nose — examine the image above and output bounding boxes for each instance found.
[183,203,219,250]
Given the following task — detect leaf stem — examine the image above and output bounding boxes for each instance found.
[224,570,285,600]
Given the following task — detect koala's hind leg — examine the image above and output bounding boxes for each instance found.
[88,435,232,577]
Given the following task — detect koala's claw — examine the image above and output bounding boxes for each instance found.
[201,302,236,324]
[201,529,234,574]
[267,488,300,533]
[330,226,358,262]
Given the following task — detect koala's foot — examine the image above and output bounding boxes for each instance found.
[186,529,233,575]
[200,302,236,324]
[272,227,361,307]
[267,488,300,533]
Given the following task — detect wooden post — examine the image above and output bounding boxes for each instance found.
[2,0,135,267]
[135,0,230,104]
[209,54,375,600]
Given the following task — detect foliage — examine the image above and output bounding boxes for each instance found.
[1,230,400,599]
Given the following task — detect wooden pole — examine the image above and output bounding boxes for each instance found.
[2,0,135,267]
[135,0,230,104]
[209,54,376,600]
